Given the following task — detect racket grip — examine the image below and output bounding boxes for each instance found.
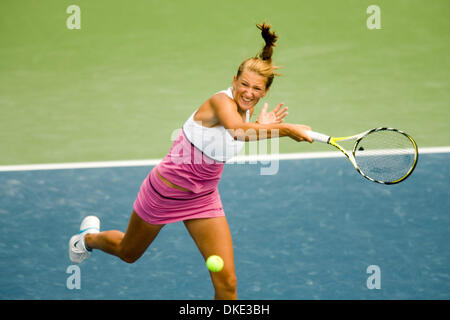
[306,130,330,143]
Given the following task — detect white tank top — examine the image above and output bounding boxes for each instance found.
[182,88,250,163]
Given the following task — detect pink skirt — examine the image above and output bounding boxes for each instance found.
[133,167,225,225]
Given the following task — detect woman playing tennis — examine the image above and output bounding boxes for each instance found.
[69,22,313,300]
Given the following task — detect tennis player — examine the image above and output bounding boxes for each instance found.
[69,22,313,300]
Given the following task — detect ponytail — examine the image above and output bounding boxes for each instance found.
[257,22,278,61]
[236,22,281,89]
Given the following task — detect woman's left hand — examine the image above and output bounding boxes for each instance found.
[256,103,288,124]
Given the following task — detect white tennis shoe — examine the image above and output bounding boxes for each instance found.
[69,216,100,264]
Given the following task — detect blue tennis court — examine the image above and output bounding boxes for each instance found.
[0,152,448,300]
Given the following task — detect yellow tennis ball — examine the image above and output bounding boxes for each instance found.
[206,255,224,272]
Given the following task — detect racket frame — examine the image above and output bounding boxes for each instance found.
[307,127,419,184]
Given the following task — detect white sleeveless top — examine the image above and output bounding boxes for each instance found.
[182,88,249,163]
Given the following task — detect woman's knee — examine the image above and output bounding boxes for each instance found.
[118,246,143,264]
[118,212,164,264]
[214,272,238,295]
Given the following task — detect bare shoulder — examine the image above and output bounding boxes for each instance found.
[194,92,235,127]
[195,91,244,128]
[203,91,238,117]
[210,91,236,109]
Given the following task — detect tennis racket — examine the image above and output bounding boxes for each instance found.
[306,127,418,184]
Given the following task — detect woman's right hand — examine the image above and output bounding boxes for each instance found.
[286,124,313,143]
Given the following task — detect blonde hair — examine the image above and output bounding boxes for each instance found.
[236,22,281,89]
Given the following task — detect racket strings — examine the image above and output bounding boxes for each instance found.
[353,130,417,183]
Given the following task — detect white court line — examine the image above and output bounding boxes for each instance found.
[0,146,449,172]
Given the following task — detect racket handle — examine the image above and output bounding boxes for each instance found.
[306,130,330,143]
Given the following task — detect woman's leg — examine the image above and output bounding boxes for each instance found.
[85,211,164,263]
[183,216,237,300]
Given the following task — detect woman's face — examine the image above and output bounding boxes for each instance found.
[232,69,268,111]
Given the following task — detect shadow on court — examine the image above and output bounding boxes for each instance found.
[0,154,449,299]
